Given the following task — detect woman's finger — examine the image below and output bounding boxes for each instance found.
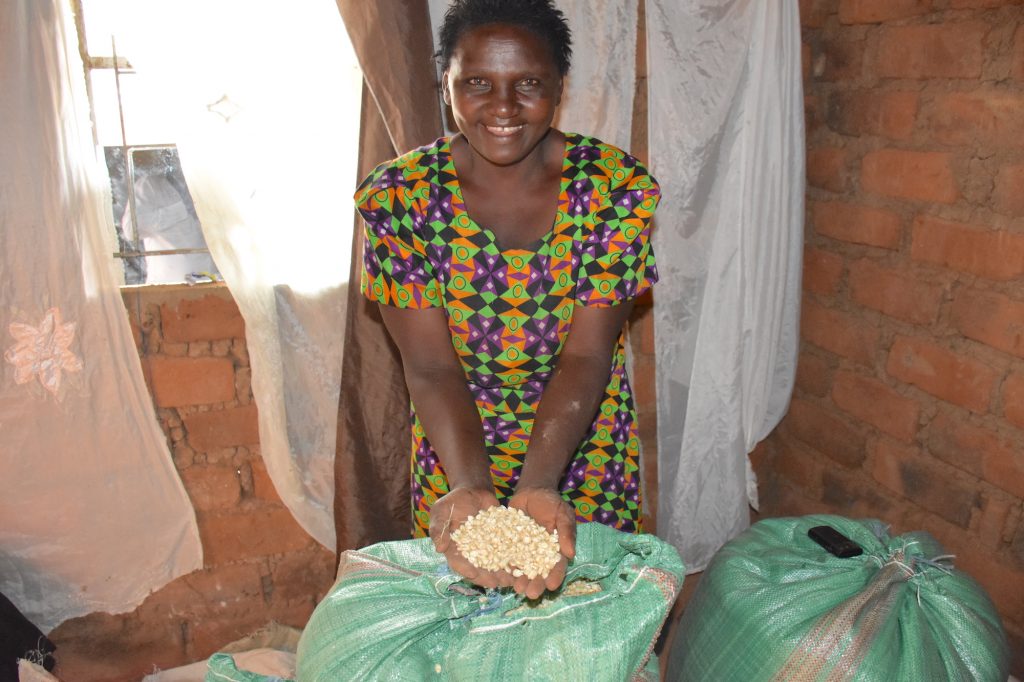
[544,555,567,593]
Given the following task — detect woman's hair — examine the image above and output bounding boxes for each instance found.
[437,0,573,76]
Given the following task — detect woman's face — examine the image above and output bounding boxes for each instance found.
[443,23,562,168]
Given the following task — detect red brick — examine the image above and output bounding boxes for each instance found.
[138,563,264,622]
[783,397,867,467]
[820,36,864,81]
[803,247,845,296]
[929,91,1024,150]
[50,614,187,682]
[1014,24,1024,82]
[807,147,849,191]
[876,23,986,79]
[1013,521,1024,570]
[827,90,918,140]
[848,259,943,325]
[887,335,998,413]
[1003,372,1024,430]
[805,94,825,136]
[161,295,245,343]
[832,370,921,442]
[820,468,899,519]
[812,201,902,248]
[861,149,959,204]
[993,164,1024,217]
[199,507,314,566]
[251,456,284,503]
[179,465,242,511]
[870,439,979,528]
[795,350,834,397]
[951,545,1024,631]
[801,298,880,366]
[819,37,860,81]
[839,0,932,24]
[911,216,1024,281]
[267,597,316,631]
[951,0,1024,7]
[770,439,825,491]
[928,411,1024,498]
[148,356,236,407]
[184,404,260,451]
[950,288,1024,358]
[188,594,271,660]
[799,0,831,28]
[978,495,1013,548]
[270,548,335,602]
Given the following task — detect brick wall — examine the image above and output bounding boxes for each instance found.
[755,0,1024,670]
[47,287,334,682]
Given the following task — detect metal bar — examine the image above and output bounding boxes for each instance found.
[112,36,141,256]
[113,248,211,259]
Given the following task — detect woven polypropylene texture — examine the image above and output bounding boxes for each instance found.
[204,653,292,682]
[296,523,684,681]
[666,514,1010,681]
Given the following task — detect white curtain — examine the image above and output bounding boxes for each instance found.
[0,0,202,630]
[647,0,804,572]
[552,0,639,151]
[116,1,363,549]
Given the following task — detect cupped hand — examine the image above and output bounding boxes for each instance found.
[508,487,577,599]
[429,486,513,590]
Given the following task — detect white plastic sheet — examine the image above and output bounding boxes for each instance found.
[647,0,804,572]
[0,0,202,630]
[118,0,364,549]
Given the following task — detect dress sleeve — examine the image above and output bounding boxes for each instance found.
[356,162,442,309]
[575,153,661,307]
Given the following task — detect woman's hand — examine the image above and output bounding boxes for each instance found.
[429,486,514,590]
[508,487,577,599]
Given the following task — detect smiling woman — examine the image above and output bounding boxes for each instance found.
[357,0,661,600]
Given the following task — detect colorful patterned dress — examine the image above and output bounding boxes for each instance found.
[357,132,660,537]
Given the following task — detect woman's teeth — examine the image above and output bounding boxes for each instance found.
[485,124,525,136]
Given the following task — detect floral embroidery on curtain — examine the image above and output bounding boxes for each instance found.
[5,308,83,398]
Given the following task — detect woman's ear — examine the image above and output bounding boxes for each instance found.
[442,71,452,106]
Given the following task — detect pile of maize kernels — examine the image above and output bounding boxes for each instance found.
[450,506,561,580]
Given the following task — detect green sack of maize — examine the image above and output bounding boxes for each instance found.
[297,523,684,681]
[204,652,293,682]
[666,514,1010,681]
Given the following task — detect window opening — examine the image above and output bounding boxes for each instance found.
[77,4,220,286]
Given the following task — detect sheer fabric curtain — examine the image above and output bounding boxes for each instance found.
[647,0,804,571]
[0,0,201,630]
[120,0,364,549]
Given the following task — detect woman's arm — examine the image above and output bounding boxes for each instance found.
[378,304,511,589]
[509,300,635,597]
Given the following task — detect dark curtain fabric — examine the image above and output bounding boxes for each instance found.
[333,0,444,557]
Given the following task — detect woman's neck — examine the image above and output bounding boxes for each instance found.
[453,128,561,189]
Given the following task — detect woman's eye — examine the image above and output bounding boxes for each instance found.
[518,78,541,88]
[467,78,488,87]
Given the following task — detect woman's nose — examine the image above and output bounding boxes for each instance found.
[489,86,517,117]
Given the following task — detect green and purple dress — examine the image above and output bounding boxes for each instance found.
[357,132,659,537]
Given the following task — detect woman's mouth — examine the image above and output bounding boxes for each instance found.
[484,124,525,137]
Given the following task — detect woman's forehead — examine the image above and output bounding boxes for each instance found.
[450,23,558,72]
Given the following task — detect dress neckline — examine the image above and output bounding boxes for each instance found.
[444,132,575,255]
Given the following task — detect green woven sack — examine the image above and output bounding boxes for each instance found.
[666,514,1009,681]
[204,652,293,682]
[297,523,684,681]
